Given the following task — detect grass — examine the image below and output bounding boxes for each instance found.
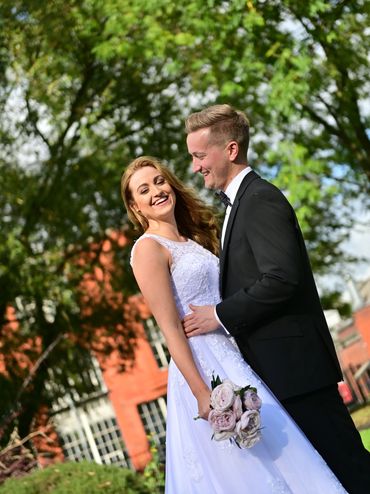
[350,403,370,429]
[351,403,370,452]
[359,428,370,451]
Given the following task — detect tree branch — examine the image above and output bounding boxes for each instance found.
[0,333,66,440]
[24,92,50,148]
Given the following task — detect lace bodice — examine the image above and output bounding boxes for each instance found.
[131,233,221,319]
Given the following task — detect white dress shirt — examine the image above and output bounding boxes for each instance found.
[221,166,252,247]
[216,166,252,332]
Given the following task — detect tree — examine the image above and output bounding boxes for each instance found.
[0,0,368,443]
[95,0,370,269]
[0,0,192,443]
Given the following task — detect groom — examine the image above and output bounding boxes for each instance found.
[183,104,370,493]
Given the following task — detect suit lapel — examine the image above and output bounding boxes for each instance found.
[219,170,260,293]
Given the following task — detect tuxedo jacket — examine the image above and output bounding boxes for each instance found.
[216,171,342,401]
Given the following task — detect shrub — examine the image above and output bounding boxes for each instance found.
[0,461,151,494]
[142,441,165,494]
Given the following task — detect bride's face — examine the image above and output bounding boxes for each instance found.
[129,166,176,223]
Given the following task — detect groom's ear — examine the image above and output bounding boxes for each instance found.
[226,140,239,161]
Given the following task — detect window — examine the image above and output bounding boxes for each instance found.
[144,317,170,368]
[53,397,130,467]
[48,354,130,467]
[46,355,108,413]
[138,396,167,461]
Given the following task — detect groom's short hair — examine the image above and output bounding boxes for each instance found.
[185,104,250,158]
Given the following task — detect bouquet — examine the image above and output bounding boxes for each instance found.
[208,374,262,449]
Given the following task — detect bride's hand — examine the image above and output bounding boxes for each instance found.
[196,388,211,420]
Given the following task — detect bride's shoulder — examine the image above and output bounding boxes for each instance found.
[130,235,169,267]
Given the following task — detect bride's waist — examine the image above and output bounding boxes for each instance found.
[187,327,233,343]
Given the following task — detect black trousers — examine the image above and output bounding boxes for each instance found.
[283,385,370,494]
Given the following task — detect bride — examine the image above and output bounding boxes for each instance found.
[121,156,346,493]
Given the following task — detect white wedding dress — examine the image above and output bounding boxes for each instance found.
[132,234,347,494]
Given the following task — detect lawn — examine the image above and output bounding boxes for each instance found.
[359,428,370,451]
[351,403,370,429]
[351,403,370,452]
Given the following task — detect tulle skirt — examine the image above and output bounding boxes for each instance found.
[165,330,346,494]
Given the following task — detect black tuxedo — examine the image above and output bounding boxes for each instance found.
[216,170,370,493]
[217,170,341,399]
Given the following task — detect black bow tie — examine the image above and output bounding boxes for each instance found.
[215,190,232,208]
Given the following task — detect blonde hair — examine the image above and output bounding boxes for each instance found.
[121,156,220,255]
[185,104,250,158]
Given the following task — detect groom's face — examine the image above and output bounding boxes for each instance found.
[186,128,231,191]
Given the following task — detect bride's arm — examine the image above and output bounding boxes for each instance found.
[131,237,211,419]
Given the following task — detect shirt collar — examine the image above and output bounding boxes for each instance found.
[225,166,252,205]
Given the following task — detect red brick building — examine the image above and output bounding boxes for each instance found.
[49,234,169,470]
[46,309,169,471]
[99,313,168,470]
[327,278,370,406]
[1,234,169,472]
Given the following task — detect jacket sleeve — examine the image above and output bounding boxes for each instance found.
[216,186,306,335]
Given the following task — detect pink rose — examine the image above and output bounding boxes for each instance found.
[236,410,261,437]
[208,409,237,441]
[223,378,242,392]
[237,431,262,449]
[235,409,262,449]
[243,390,262,411]
[210,382,235,411]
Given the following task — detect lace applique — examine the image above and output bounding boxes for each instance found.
[183,446,203,482]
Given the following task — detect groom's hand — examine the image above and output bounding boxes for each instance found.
[183,304,219,337]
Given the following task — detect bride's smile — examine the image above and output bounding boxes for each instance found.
[152,193,170,207]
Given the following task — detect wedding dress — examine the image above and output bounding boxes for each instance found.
[132,234,347,494]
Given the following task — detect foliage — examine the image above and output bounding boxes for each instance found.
[0,461,151,494]
[142,438,165,494]
[169,0,370,272]
[320,290,352,318]
[0,0,369,443]
[0,0,188,443]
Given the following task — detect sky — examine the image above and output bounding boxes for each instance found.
[342,209,370,283]
[318,207,370,302]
